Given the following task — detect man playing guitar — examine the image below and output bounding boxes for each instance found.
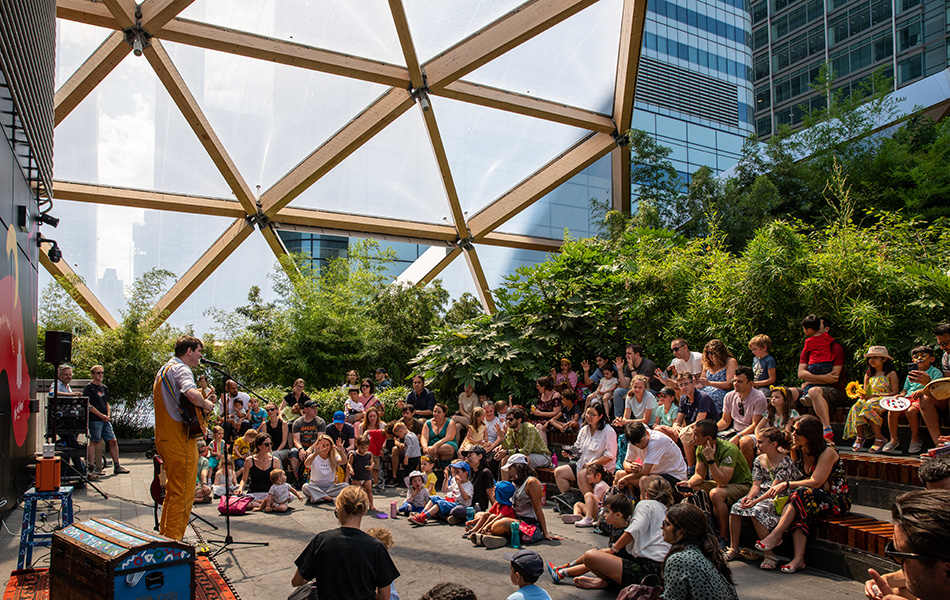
[153,335,215,540]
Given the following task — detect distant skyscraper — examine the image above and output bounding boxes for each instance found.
[753,0,950,137]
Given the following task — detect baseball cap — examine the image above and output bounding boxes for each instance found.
[303,400,318,408]
[503,549,544,578]
[503,453,528,468]
[332,411,346,424]
[376,367,387,374]
[449,460,471,474]
[657,387,676,397]
[494,481,515,506]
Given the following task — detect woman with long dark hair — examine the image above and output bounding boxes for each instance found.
[661,503,738,600]
[754,414,851,573]
[696,339,738,412]
[553,402,617,495]
[488,457,561,545]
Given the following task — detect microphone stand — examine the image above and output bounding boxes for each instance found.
[200,361,268,557]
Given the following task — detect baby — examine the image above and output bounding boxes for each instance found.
[399,470,431,515]
[259,469,303,513]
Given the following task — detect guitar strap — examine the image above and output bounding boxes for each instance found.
[160,363,192,428]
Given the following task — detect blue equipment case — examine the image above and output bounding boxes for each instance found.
[50,518,195,600]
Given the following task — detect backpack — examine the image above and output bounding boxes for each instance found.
[616,574,663,600]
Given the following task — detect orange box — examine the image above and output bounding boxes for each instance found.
[36,456,61,492]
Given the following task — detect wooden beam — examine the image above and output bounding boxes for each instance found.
[143,40,258,215]
[141,0,196,29]
[418,101,468,237]
[613,0,648,132]
[462,247,496,313]
[259,224,302,284]
[417,247,462,286]
[467,132,615,239]
[39,244,120,330]
[57,0,119,29]
[147,219,254,330]
[54,31,130,126]
[261,88,415,218]
[611,146,630,213]
[424,0,598,89]
[388,0,425,90]
[480,231,562,253]
[100,0,136,30]
[439,81,614,133]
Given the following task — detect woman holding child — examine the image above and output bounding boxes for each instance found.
[489,455,562,543]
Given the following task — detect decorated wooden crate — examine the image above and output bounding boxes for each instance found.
[50,518,194,600]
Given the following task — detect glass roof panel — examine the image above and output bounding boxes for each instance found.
[178,0,405,65]
[170,231,281,335]
[428,251,478,301]
[403,0,526,63]
[163,41,391,193]
[432,96,591,215]
[53,54,234,198]
[55,19,112,90]
[39,199,235,323]
[495,154,611,239]
[472,245,553,290]
[286,107,451,225]
[465,0,623,113]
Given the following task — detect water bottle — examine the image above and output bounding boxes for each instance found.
[551,453,558,468]
[389,501,397,519]
[466,506,475,520]
[510,521,521,548]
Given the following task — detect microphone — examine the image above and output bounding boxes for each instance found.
[200,357,225,367]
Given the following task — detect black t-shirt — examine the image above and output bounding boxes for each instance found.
[471,466,495,512]
[295,527,399,600]
[405,388,436,413]
[293,416,327,449]
[83,383,109,423]
[284,391,311,410]
[559,403,583,425]
[326,423,355,447]
[624,357,663,392]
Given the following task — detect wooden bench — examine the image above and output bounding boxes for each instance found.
[840,453,922,485]
[814,514,894,557]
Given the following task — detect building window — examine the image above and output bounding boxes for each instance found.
[757,115,772,137]
[897,18,921,52]
[756,85,771,109]
[897,54,923,85]
[752,0,767,25]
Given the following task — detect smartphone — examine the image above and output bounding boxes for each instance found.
[907,363,919,373]
[676,483,693,493]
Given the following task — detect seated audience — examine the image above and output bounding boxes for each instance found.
[749,334,777,389]
[486,455,561,545]
[461,407,488,452]
[348,435,378,513]
[613,344,663,420]
[408,461,473,525]
[657,373,719,473]
[755,415,851,573]
[545,389,583,435]
[419,583,478,600]
[844,346,898,452]
[717,366,767,467]
[884,345,943,454]
[616,422,687,499]
[467,480,516,544]
[282,378,309,421]
[796,316,847,441]
[194,440,212,504]
[505,549,551,600]
[917,323,950,451]
[529,376,562,442]
[259,468,303,513]
[584,363,618,409]
[696,339,738,413]
[259,402,298,482]
[421,403,459,463]
[652,386,679,428]
[453,384,479,427]
[388,405,423,485]
[918,454,950,489]
[302,434,348,503]
[236,433,280,511]
[495,407,552,474]
[401,375,436,418]
[398,470,430,515]
[580,353,613,390]
[614,375,657,427]
[554,358,579,390]
[560,463,610,528]
[374,368,392,391]
[757,386,800,435]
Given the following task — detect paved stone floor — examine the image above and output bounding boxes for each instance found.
[0,455,869,599]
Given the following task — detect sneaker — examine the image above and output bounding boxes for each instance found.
[547,561,564,584]
[386,478,398,488]
[409,512,427,526]
[908,441,922,454]
[574,517,595,528]
[561,514,584,524]
[447,515,464,526]
[85,469,100,481]
[482,535,507,549]
[113,465,130,475]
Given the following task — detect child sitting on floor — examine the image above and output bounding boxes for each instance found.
[212,455,239,498]
[561,463,610,528]
[259,468,303,513]
[467,480,516,544]
[409,461,473,525]
[399,470,431,515]
[348,434,378,512]
[420,455,437,495]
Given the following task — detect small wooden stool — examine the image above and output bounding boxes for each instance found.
[18,486,74,569]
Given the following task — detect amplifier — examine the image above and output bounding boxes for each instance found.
[50,518,195,600]
[48,395,88,437]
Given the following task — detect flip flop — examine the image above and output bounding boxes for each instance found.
[780,562,805,574]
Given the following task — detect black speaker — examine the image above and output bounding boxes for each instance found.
[44,330,72,364]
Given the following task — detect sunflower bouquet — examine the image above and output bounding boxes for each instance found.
[846,381,865,399]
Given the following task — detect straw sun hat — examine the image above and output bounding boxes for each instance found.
[864,346,893,361]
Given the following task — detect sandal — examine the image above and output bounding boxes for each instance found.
[868,438,886,453]
[760,556,779,570]
[851,437,865,451]
[723,547,740,561]
[739,548,758,561]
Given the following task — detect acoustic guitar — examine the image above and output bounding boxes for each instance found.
[178,392,207,438]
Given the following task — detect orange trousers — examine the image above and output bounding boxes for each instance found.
[154,380,198,540]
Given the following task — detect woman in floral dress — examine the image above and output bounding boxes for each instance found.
[696,339,737,413]
[725,427,803,569]
[754,415,851,573]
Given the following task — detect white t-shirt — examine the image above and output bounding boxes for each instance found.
[625,429,688,480]
[669,351,703,376]
[225,391,251,415]
[624,499,671,562]
[625,391,658,420]
[596,376,618,395]
[722,387,768,431]
[446,477,475,508]
[309,453,335,486]
[485,416,504,444]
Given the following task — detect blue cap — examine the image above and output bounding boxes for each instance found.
[494,481,515,506]
[332,411,345,424]
[449,460,471,474]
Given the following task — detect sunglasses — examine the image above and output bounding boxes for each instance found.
[791,428,802,435]
[361,384,370,388]
[671,345,683,353]
[736,398,744,417]
[266,408,276,412]
[884,540,943,564]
